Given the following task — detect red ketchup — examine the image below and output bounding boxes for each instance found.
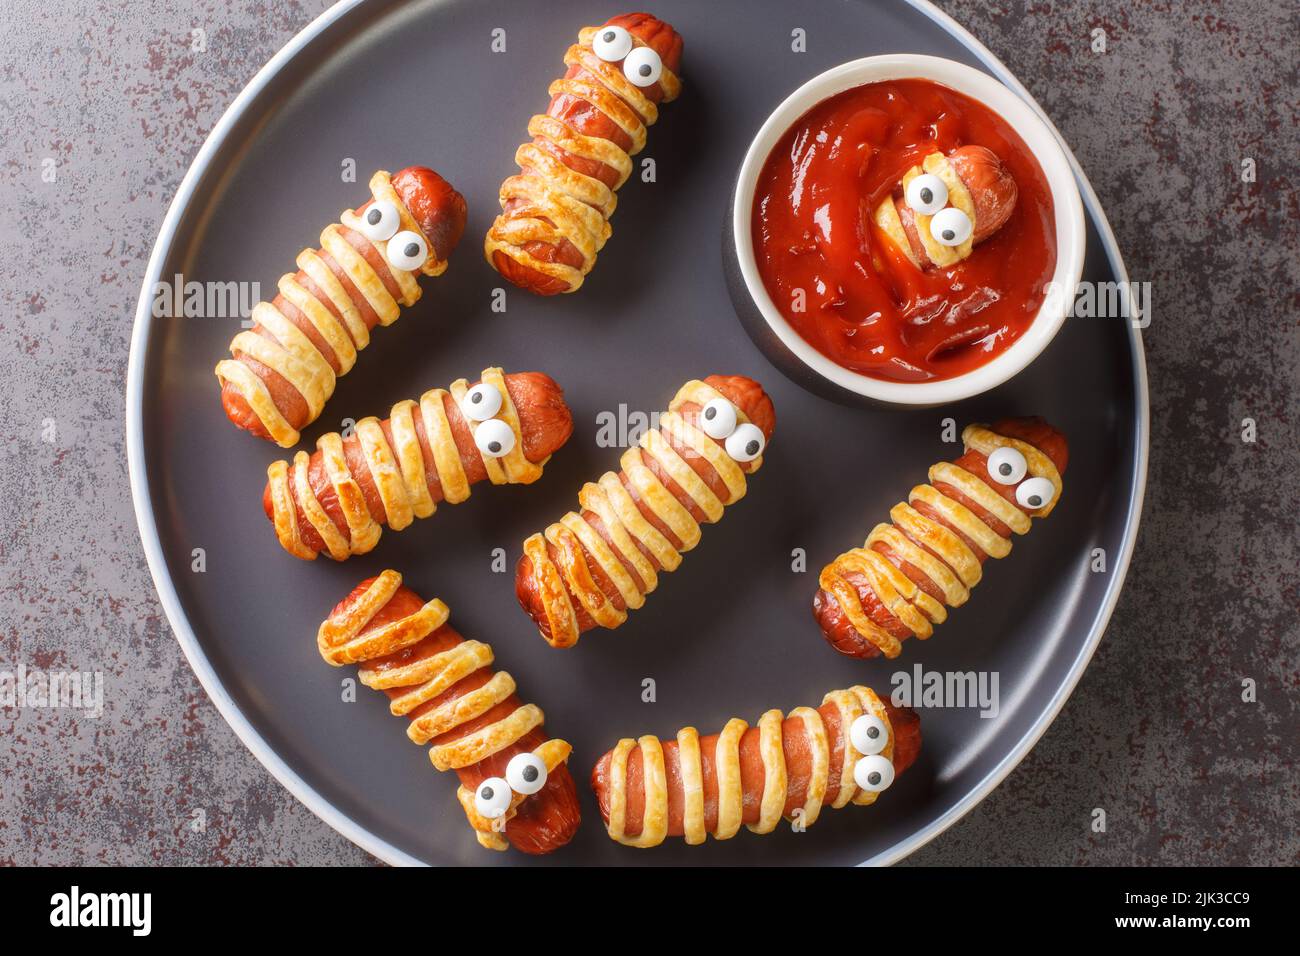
[751,78,1056,383]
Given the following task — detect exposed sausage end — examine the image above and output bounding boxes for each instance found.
[702,374,776,440]
[514,552,556,642]
[391,166,467,262]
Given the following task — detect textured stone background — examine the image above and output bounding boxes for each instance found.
[0,0,1295,865]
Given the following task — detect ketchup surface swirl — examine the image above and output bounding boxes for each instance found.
[751,79,1056,383]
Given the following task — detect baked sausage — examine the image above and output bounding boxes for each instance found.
[264,368,572,560]
[591,686,920,847]
[484,13,683,295]
[873,145,1017,271]
[319,570,581,854]
[217,167,468,447]
[814,417,1068,659]
[516,375,775,648]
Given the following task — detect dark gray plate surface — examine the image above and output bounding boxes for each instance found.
[127,0,1146,865]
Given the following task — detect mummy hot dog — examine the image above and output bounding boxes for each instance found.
[516,376,775,648]
[217,167,468,447]
[814,418,1068,659]
[319,570,581,853]
[873,146,1017,271]
[264,368,572,560]
[484,13,683,295]
[592,686,920,847]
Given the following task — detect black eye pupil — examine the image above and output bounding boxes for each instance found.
[999,463,1012,475]
[367,209,382,225]
[471,392,482,403]
[746,440,759,456]
[867,727,879,739]
[488,441,501,453]
[942,230,955,241]
[868,772,881,785]
[639,64,651,76]
[481,785,494,800]
[704,407,715,419]
[404,242,419,257]
[603,30,615,41]
[522,766,538,782]
[1028,495,1042,507]
[919,188,932,204]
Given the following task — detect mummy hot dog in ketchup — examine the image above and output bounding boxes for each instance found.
[263,368,572,560]
[874,144,1018,270]
[814,418,1068,659]
[515,376,775,648]
[217,167,467,447]
[318,570,581,854]
[484,13,683,295]
[751,79,1056,383]
[591,686,920,847]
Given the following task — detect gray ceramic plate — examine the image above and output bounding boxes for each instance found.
[127,0,1147,866]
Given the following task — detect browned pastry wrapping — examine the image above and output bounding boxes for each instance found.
[591,687,921,847]
[262,368,572,560]
[814,417,1068,659]
[485,13,683,294]
[319,570,581,854]
[515,375,775,647]
[217,167,466,446]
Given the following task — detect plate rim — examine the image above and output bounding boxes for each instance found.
[124,0,1150,867]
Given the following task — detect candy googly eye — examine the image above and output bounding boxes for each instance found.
[385,230,428,271]
[505,752,548,796]
[987,446,1028,485]
[357,200,400,242]
[474,419,515,459]
[853,754,895,794]
[930,207,972,247]
[623,46,662,87]
[1016,476,1055,511]
[592,24,633,62]
[700,398,738,440]
[474,777,513,819]
[461,382,503,422]
[905,174,948,216]
[849,713,889,756]
[725,423,765,462]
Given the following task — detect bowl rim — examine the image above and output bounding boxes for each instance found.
[732,53,1087,405]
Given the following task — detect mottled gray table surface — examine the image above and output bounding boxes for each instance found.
[1,0,1295,866]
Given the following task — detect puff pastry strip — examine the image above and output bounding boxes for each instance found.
[216,170,456,447]
[484,16,682,293]
[599,686,900,847]
[817,420,1066,659]
[518,377,770,648]
[266,367,552,561]
[317,569,577,853]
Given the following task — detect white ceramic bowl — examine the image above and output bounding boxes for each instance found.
[732,54,1086,406]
